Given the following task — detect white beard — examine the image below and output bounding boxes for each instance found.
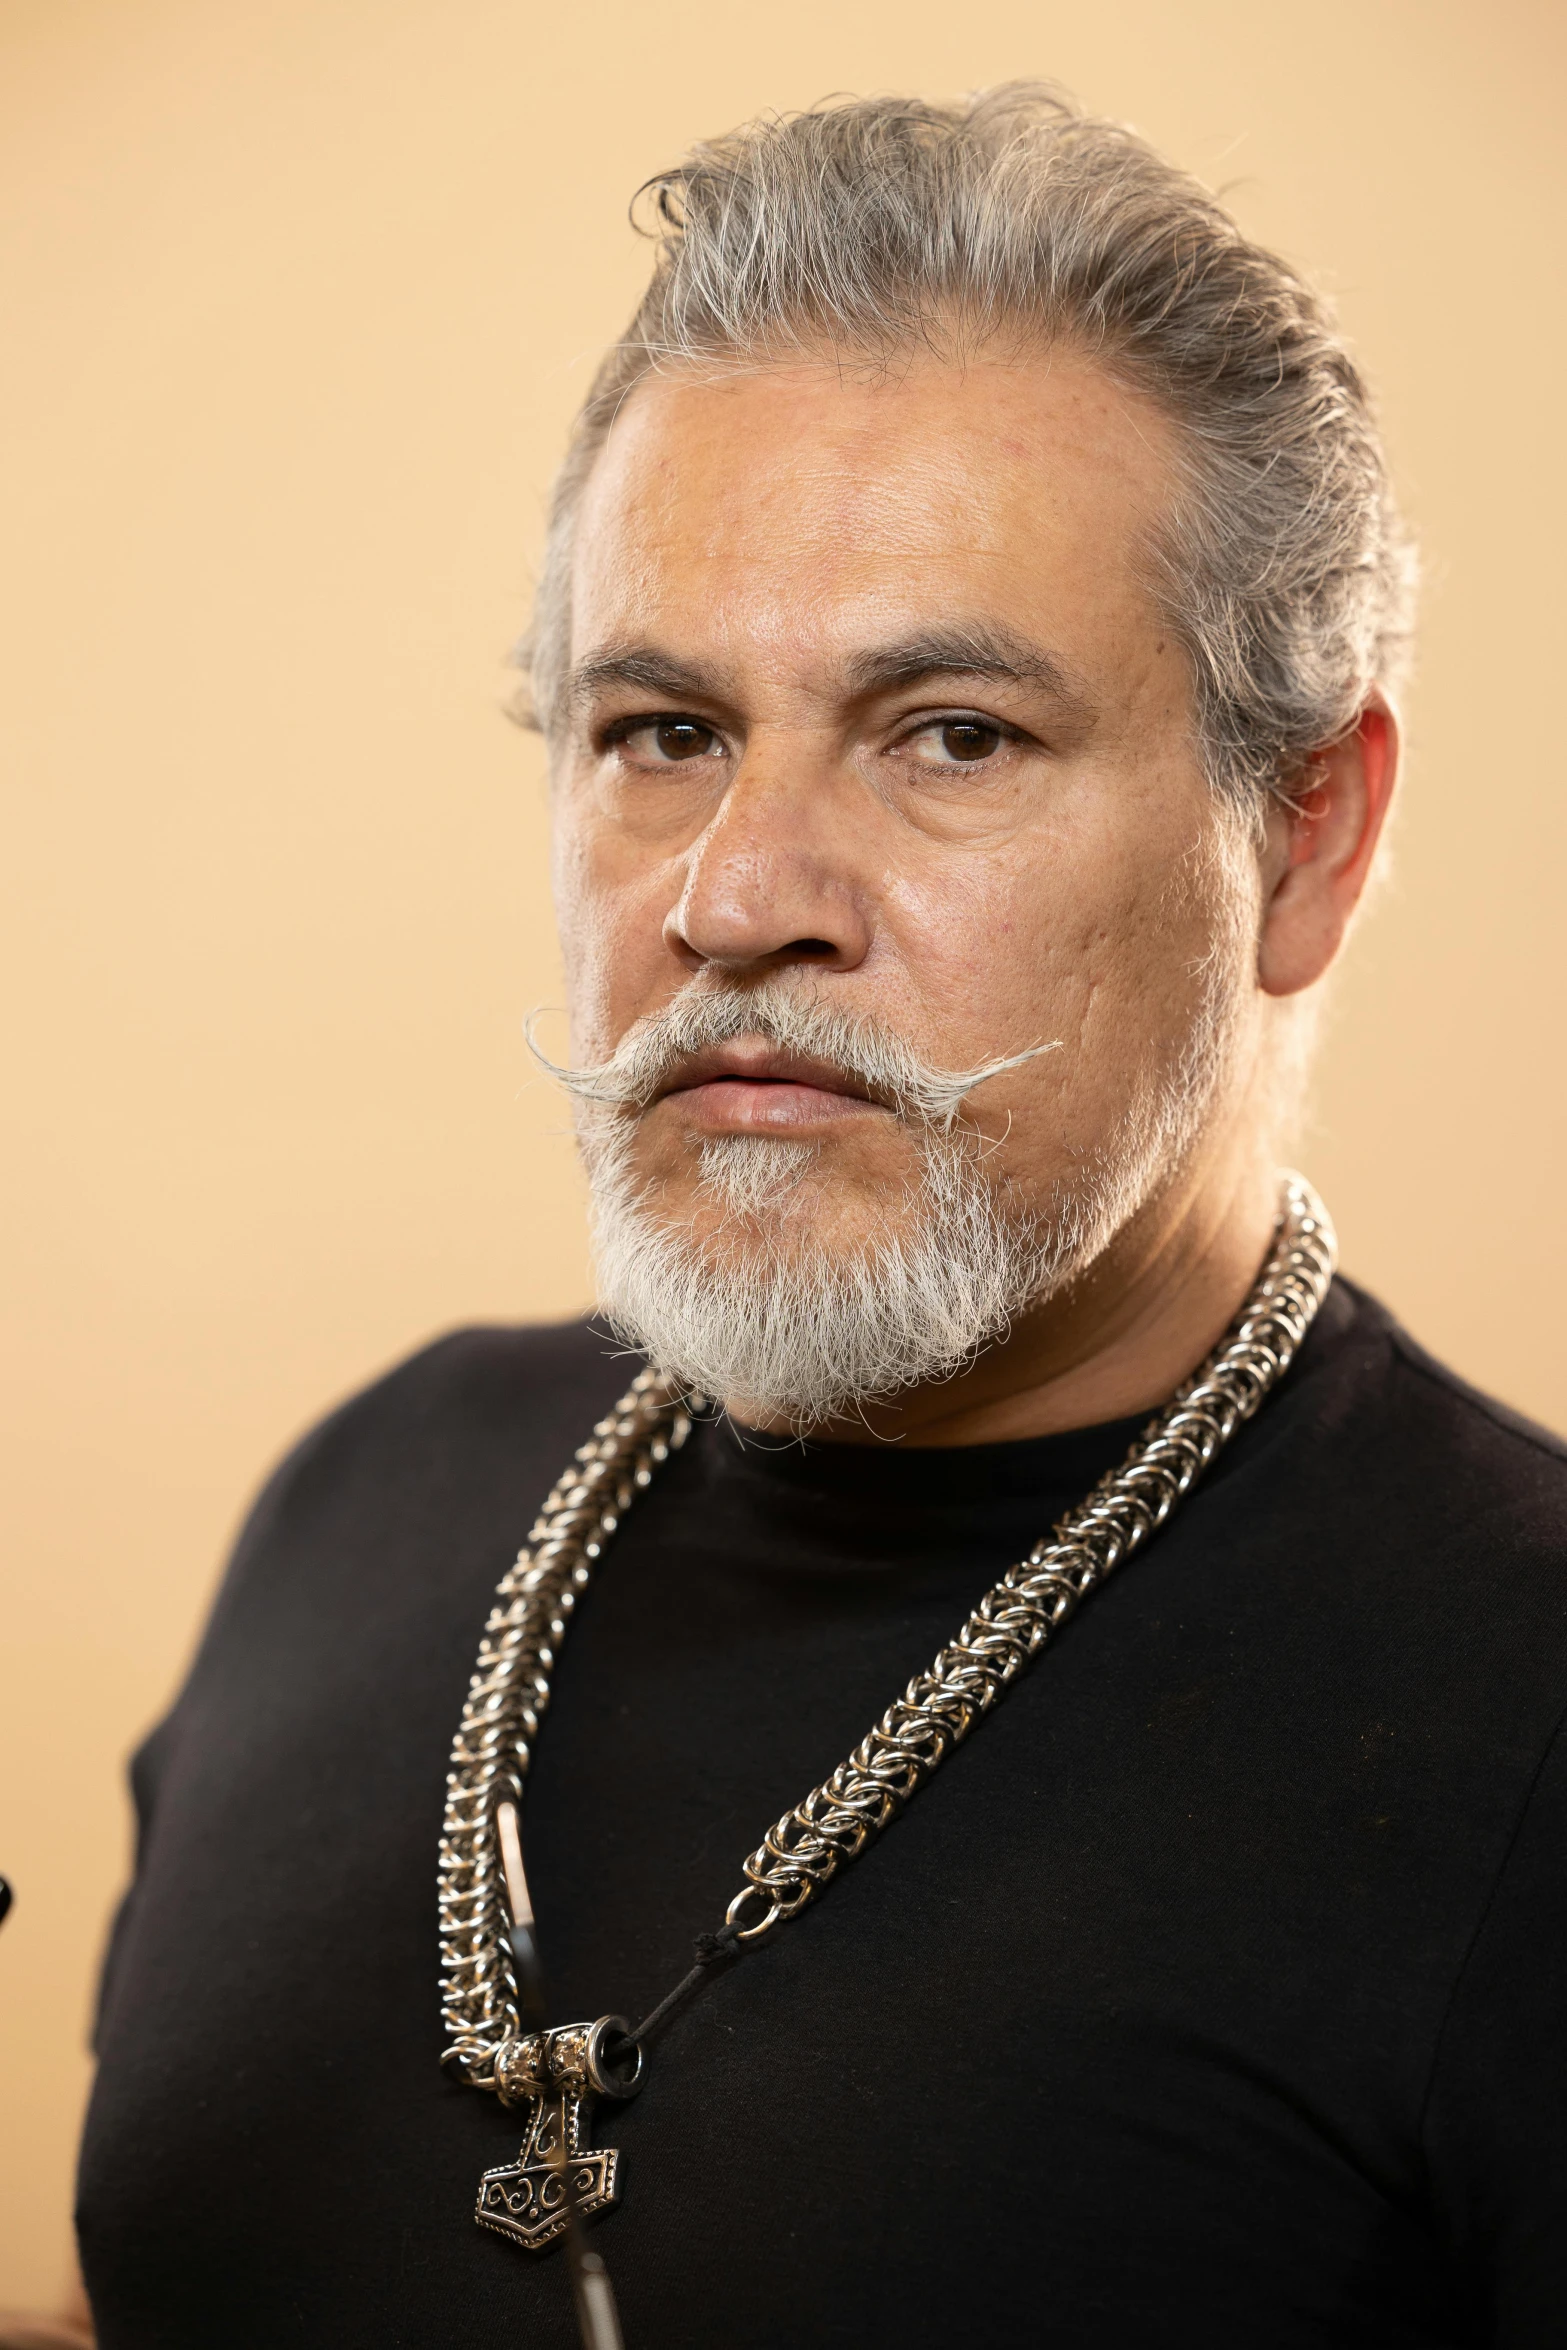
[585,1117,1055,1423]
[558,923,1249,1427]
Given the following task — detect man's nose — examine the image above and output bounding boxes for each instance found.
[663,742,873,975]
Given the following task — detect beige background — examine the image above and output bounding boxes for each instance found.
[2,0,1563,2310]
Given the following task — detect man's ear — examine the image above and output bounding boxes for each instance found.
[1257,692,1400,998]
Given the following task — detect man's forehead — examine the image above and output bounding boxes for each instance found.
[566,361,1174,709]
[575,351,1176,553]
[567,354,1177,685]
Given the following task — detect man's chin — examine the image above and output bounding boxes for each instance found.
[586,1123,1063,1425]
[657,1191,895,1271]
[641,1132,916,1253]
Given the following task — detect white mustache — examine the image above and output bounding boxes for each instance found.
[527,978,1061,1132]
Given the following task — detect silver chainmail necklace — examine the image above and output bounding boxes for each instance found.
[438,1171,1335,2286]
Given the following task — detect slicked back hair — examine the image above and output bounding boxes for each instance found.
[528,85,1414,819]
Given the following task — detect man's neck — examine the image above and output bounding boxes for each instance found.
[745,1141,1284,1449]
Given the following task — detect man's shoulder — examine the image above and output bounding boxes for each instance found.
[1305,1276,1567,1545]
[1387,1305,1564,1469]
[343,1316,633,1434]
[236,1318,636,1555]
[137,1324,639,1791]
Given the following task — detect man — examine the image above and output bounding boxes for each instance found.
[63,85,1567,2350]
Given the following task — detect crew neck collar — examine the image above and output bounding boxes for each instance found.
[696,1405,1151,1506]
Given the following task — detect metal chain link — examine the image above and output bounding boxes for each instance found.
[438,1374,697,2088]
[440,1173,1335,2088]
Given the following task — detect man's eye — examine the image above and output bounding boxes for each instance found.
[906,718,1006,765]
[618,718,721,763]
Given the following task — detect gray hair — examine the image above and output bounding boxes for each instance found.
[527,84,1415,815]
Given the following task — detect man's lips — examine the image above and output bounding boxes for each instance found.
[654,1043,886,1133]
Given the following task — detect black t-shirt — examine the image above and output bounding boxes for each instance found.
[78,1280,1567,2348]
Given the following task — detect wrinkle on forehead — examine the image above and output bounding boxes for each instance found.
[568,348,1187,731]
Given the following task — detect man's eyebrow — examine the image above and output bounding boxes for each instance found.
[568,646,726,710]
[567,626,1095,720]
[844,626,1093,712]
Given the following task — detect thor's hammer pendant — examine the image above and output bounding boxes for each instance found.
[475,2016,643,2253]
